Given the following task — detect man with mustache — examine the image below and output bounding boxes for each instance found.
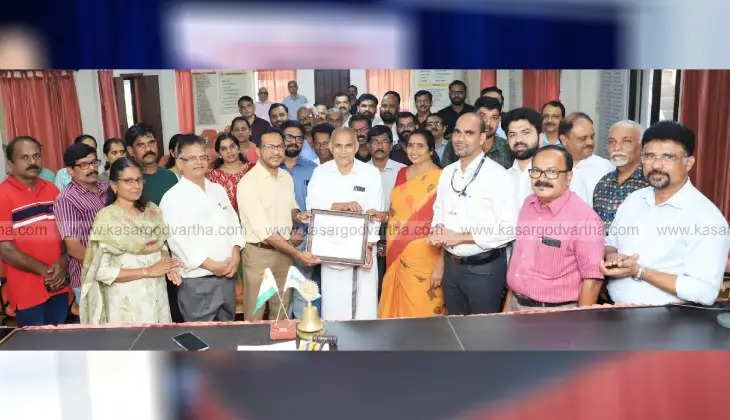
[437,80,475,140]
[601,121,730,306]
[325,107,345,129]
[307,127,384,320]
[414,90,433,128]
[125,123,181,321]
[347,85,359,116]
[503,145,605,312]
[502,107,543,207]
[312,123,334,165]
[480,86,507,138]
[592,120,649,231]
[540,100,565,147]
[559,112,614,206]
[268,103,290,129]
[0,136,70,326]
[160,135,245,322]
[379,91,401,143]
[428,113,518,315]
[351,93,383,126]
[54,143,110,310]
[368,125,406,210]
[238,95,271,145]
[282,80,308,120]
[254,87,272,123]
[426,113,449,161]
[296,106,319,162]
[125,123,178,206]
[349,115,373,162]
[333,92,351,119]
[389,111,418,165]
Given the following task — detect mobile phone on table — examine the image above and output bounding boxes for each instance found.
[172,332,210,351]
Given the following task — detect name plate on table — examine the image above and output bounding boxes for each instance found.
[306,209,370,265]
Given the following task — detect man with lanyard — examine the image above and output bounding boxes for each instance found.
[428,113,518,314]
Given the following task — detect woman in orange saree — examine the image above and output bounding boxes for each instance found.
[379,129,446,318]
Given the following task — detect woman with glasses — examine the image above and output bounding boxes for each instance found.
[80,157,181,324]
[379,129,446,318]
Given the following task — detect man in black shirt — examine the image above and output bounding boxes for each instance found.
[437,80,475,139]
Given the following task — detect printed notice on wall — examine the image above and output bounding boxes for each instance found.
[597,70,629,158]
[219,71,251,114]
[412,70,460,111]
[193,72,218,126]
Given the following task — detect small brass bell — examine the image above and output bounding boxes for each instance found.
[297,301,324,339]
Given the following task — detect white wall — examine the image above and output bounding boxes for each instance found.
[296,70,315,105]
[349,70,367,95]
[74,70,104,156]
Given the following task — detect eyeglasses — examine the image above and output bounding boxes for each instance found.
[528,168,569,179]
[178,155,208,163]
[425,121,442,127]
[641,152,686,163]
[74,159,101,170]
[118,177,145,186]
[261,144,285,151]
[354,127,369,134]
[284,134,304,142]
[17,153,42,162]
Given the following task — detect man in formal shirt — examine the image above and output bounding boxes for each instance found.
[347,85,358,116]
[379,91,401,143]
[475,96,513,169]
[540,100,565,147]
[238,128,320,320]
[238,95,271,144]
[593,120,649,231]
[255,87,272,122]
[325,107,345,129]
[282,80,308,120]
[268,103,289,129]
[160,134,245,322]
[125,123,181,321]
[368,125,406,211]
[351,93,384,126]
[502,107,542,208]
[437,80,476,139]
[333,92,351,120]
[504,146,604,311]
[349,115,373,162]
[54,143,109,307]
[480,86,507,138]
[295,106,318,162]
[601,121,730,306]
[312,123,334,165]
[0,137,70,326]
[414,90,433,128]
[426,113,449,161]
[559,112,614,206]
[428,113,518,314]
[307,127,384,320]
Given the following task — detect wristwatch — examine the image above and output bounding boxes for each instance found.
[633,265,645,281]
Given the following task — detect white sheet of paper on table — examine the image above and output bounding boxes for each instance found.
[236,341,298,351]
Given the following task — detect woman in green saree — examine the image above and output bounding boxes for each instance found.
[80,157,181,324]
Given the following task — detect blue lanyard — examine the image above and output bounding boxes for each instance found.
[450,153,486,197]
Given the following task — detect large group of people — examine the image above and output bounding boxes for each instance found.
[1,78,728,327]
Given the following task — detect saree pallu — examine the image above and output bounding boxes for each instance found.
[378,168,446,318]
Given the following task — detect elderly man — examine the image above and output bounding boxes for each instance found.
[255,86,272,122]
[0,136,70,326]
[504,145,604,311]
[601,121,730,306]
[296,106,318,162]
[593,120,650,231]
[306,127,384,320]
[428,113,518,315]
[325,107,345,128]
[282,80,308,119]
[559,112,614,206]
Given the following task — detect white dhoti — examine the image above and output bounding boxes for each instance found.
[321,260,378,321]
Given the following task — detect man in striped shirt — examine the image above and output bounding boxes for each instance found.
[54,143,110,308]
[0,136,70,326]
[504,145,604,311]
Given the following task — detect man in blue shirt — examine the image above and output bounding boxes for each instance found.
[282,80,308,120]
[540,100,565,147]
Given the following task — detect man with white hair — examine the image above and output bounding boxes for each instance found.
[592,120,650,231]
[325,107,345,128]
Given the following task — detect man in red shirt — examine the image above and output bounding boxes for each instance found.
[0,136,70,326]
[504,145,604,311]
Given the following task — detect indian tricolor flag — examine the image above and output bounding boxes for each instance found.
[254,268,279,314]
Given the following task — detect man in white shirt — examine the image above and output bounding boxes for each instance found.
[428,113,518,314]
[307,127,384,320]
[601,121,730,306]
[255,87,272,123]
[502,107,542,207]
[282,80,308,120]
[559,112,614,206]
[159,134,245,322]
[368,125,406,210]
[379,91,401,144]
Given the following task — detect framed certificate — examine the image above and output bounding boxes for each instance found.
[306,209,370,265]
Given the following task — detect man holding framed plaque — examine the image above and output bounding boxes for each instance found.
[306,127,384,320]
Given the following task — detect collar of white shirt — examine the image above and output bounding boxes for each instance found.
[637,178,694,210]
[508,158,531,173]
[179,175,210,192]
[368,158,400,172]
[453,152,487,177]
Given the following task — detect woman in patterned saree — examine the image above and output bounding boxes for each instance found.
[206,132,252,213]
[379,129,446,318]
[80,157,181,324]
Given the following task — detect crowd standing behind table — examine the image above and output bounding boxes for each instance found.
[0,78,728,330]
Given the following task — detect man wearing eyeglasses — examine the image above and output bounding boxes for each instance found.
[160,134,245,322]
[295,107,319,162]
[601,121,730,306]
[426,114,449,161]
[428,113,518,315]
[559,112,614,206]
[0,136,70,326]
[349,115,373,162]
[503,145,605,312]
[53,143,110,310]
